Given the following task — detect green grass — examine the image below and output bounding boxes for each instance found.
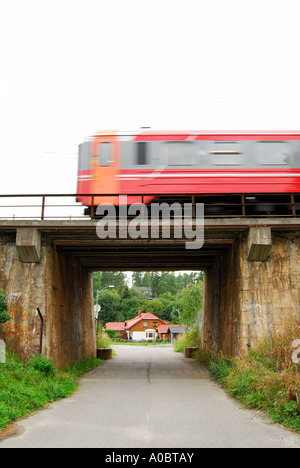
[194,321,300,433]
[0,352,102,431]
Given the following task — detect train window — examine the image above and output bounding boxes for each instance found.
[78,142,91,171]
[163,142,194,166]
[99,142,112,167]
[254,141,292,165]
[78,144,84,171]
[208,141,243,165]
[137,142,147,165]
[83,142,91,170]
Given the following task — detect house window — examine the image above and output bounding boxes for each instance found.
[143,321,147,327]
[146,332,155,339]
[153,321,158,327]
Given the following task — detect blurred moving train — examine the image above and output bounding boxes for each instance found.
[77,130,300,217]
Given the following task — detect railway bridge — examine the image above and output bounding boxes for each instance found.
[0,194,300,366]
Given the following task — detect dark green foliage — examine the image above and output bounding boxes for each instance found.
[120,296,142,321]
[105,329,117,339]
[29,355,56,377]
[96,289,122,325]
[0,288,10,325]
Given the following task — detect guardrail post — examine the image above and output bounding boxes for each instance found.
[192,194,196,221]
[91,196,95,220]
[241,194,246,217]
[41,196,45,220]
[291,193,296,217]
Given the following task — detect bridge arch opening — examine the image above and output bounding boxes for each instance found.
[92,269,205,348]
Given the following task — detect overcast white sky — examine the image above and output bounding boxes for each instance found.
[1,0,300,196]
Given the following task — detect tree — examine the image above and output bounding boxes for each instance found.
[157,272,177,296]
[120,296,142,321]
[0,288,10,325]
[173,282,203,327]
[176,272,204,290]
[150,272,161,297]
[141,298,166,319]
[100,272,127,295]
[132,272,143,287]
[97,289,122,325]
[121,285,131,300]
[158,292,176,322]
[93,272,128,301]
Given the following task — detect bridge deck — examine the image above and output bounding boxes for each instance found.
[0,218,299,270]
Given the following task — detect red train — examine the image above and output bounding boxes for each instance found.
[77,130,300,217]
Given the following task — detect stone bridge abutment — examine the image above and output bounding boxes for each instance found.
[203,228,300,355]
[0,219,299,366]
[0,230,96,367]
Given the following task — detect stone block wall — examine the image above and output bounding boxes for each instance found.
[202,231,300,356]
[0,233,96,367]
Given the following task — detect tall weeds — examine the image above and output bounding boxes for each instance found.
[173,327,201,353]
[96,329,112,349]
[194,320,300,433]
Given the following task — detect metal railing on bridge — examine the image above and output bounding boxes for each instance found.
[0,193,299,221]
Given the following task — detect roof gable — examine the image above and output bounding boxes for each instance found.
[125,312,167,330]
[106,322,125,331]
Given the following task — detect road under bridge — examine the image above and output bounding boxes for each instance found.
[0,217,300,366]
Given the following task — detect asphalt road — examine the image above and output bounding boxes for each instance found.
[0,345,300,448]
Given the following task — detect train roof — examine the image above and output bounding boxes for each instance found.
[92,130,300,140]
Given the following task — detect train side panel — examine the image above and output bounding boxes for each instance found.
[119,138,300,196]
[76,132,300,208]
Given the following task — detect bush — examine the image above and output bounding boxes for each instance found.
[29,354,56,377]
[105,329,117,339]
[0,311,11,325]
[173,327,201,353]
[96,330,112,349]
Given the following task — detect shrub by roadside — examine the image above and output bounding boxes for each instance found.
[194,321,300,433]
[173,327,201,354]
[96,330,113,349]
[0,352,101,431]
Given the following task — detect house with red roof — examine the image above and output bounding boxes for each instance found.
[106,311,182,342]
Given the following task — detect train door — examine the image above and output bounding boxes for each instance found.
[91,134,120,206]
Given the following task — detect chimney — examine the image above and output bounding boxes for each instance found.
[139,310,142,318]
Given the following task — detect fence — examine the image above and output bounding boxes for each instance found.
[0,193,299,221]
